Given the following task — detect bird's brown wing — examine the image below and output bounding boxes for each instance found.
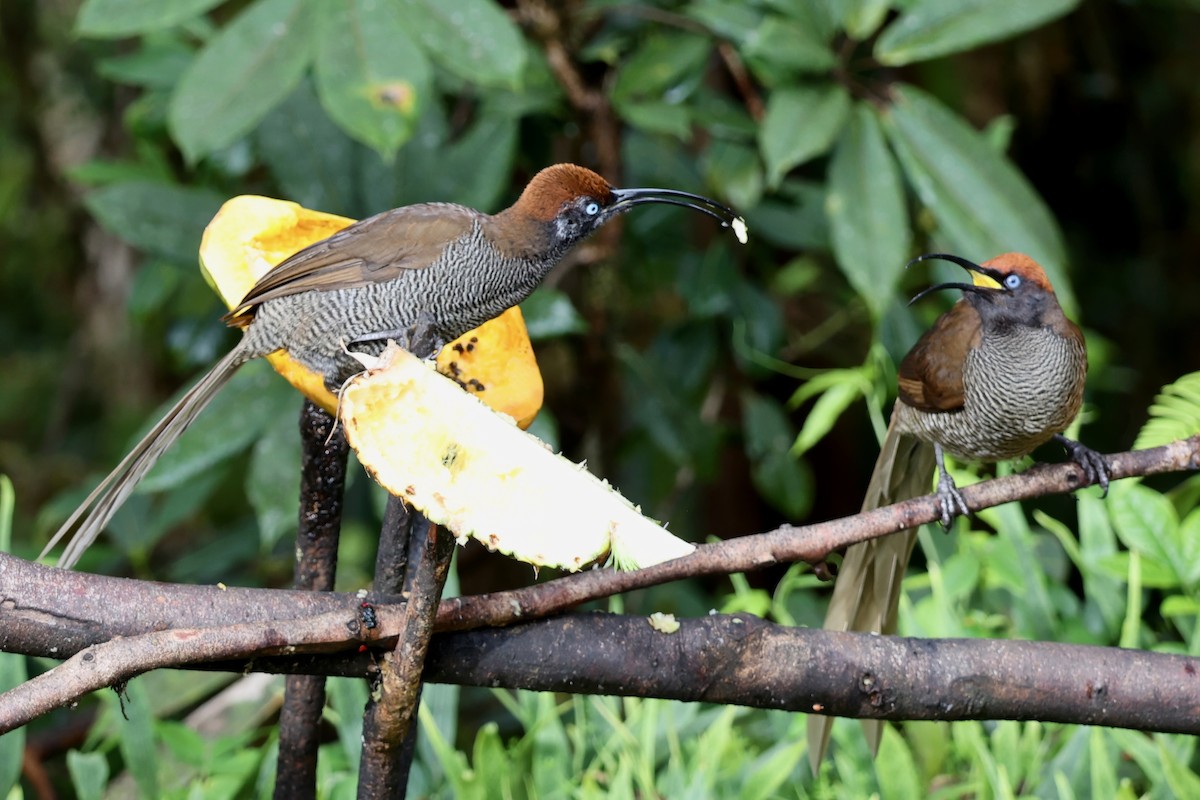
[224,203,479,327]
[896,299,982,413]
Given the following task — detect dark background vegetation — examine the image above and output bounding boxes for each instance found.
[1,0,1199,796]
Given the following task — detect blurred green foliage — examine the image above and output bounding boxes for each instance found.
[2,0,1200,795]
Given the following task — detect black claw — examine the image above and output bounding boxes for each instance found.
[1054,434,1111,498]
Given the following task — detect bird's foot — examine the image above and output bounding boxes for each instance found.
[934,472,970,529]
[350,314,445,362]
[933,444,969,529]
[1054,434,1111,496]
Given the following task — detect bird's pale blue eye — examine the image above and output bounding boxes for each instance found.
[1004,274,1021,289]
[584,202,600,216]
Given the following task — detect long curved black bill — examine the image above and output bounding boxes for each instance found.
[908,281,991,306]
[610,187,748,242]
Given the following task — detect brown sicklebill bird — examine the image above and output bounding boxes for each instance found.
[807,252,1109,769]
[43,164,746,569]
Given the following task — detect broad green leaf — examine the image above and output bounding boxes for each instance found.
[76,0,224,38]
[836,0,892,40]
[826,104,911,319]
[400,0,526,88]
[612,32,711,103]
[876,0,1079,66]
[744,15,836,76]
[314,0,431,160]
[760,85,850,186]
[97,37,194,88]
[877,725,922,800]
[139,361,298,492]
[702,140,764,209]
[258,80,358,214]
[883,84,1074,311]
[68,751,110,800]
[685,0,764,45]
[1107,483,1185,588]
[362,104,518,212]
[168,0,314,163]
[521,288,587,340]
[247,409,301,550]
[619,102,693,140]
[84,181,223,265]
[752,447,813,519]
[742,391,795,461]
[1178,508,1200,588]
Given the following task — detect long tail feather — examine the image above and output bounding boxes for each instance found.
[806,402,935,772]
[42,345,249,568]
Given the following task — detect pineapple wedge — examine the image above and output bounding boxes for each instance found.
[341,344,695,571]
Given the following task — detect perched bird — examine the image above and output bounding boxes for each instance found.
[807,252,1108,767]
[45,164,745,568]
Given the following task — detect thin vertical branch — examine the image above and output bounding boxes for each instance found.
[274,401,349,800]
[357,497,453,798]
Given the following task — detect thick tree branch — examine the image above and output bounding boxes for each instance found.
[3,610,1199,737]
[0,438,1194,731]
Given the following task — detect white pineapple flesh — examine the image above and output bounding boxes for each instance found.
[340,344,695,571]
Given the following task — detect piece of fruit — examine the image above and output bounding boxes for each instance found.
[198,195,543,426]
[340,343,695,571]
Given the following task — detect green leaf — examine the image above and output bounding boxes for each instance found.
[876,0,1080,66]
[361,103,518,212]
[314,0,431,160]
[752,446,813,519]
[115,681,160,798]
[740,739,806,800]
[685,0,764,45]
[401,0,526,88]
[84,181,224,265]
[1159,738,1200,799]
[837,0,892,40]
[744,15,836,76]
[76,0,224,38]
[0,652,25,796]
[612,32,711,104]
[521,288,588,340]
[1107,483,1185,588]
[248,410,301,551]
[702,140,764,209]
[883,84,1074,311]
[826,104,911,319]
[168,0,314,163]
[619,102,693,140]
[258,80,357,214]
[67,751,110,800]
[139,361,298,493]
[97,37,195,88]
[1134,371,1200,450]
[759,85,850,186]
[791,379,863,456]
[877,725,922,800]
[742,391,796,461]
